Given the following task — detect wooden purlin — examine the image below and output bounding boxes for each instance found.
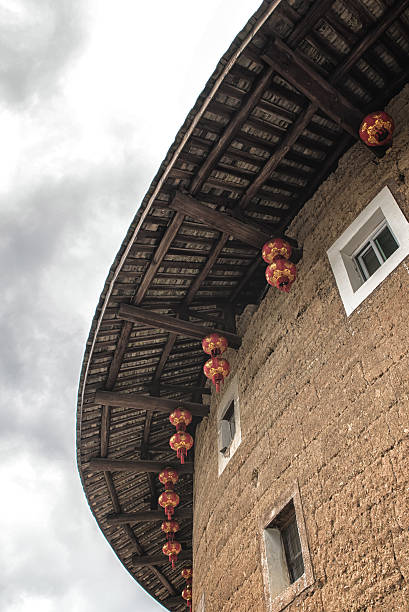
[286,0,336,48]
[132,551,192,567]
[330,0,409,82]
[87,458,194,473]
[95,389,210,417]
[238,104,318,210]
[103,470,176,596]
[189,66,275,194]
[261,39,362,137]
[106,508,193,525]
[169,192,272,248]
[117,303,242,348]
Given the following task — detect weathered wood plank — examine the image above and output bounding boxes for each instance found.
[261,39,362,137]
[239,104,318,209]
[118,303,242,348]
[331,0,409,82]
[87,458,194,473]
[95,389,209,418]
[107,508,193,525]
[132,551,192,567]
[189,67,274,194]
[169,192,271,248]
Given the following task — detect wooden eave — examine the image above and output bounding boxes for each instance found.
[76,1,409,609]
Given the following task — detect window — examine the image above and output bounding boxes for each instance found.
[261,484,314,612]
[268,500,304,584]
[218,399,236,454]
[353,221,398,282]
[217,377,241,475]
[327,185,409,316]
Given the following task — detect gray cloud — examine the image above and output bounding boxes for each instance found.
[0,0,86,106]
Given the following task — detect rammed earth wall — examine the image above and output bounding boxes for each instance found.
[192,85,409,612]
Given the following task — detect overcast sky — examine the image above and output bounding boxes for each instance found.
[0,1,262,611]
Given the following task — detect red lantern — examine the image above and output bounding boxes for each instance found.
[158,467,179,490]
[161,519,180,541]
[265,258,297,292]
[169,408,192,432]
[359,111,394,147]
[203,356,230,392]
[262,238,292,264]
[202,333,228,357]
[158,489,180,520]
[162,540,182,568]
[169,431,194,464]
[181,567,193,582]
[182,585,193,611]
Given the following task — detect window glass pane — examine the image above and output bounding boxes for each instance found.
[361,246,382,277]
[375,226,398,261]
[282,519,304,583]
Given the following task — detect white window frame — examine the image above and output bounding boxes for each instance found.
[217,376,241,476]
[260,483,314,612]
[327,185,409,316]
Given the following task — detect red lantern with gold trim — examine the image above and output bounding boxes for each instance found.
[169,408,192,432]
[262,238,292,264]
[158,467,179,491]
[161,519,179,541]
[202,333,228,357]
[163,540,182,568]
[181,567,193,582]
[203,356,230,392]
[182,585,193,611]
[265,257,297,292]
[169,431,194,464]
[359,111,394,147]
[158,489,180,520]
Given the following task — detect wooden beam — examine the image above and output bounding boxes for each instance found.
[95,389,209,418]
[118,303,242,348]
[145,382,210,396]
[88,458,194,474]
[189,67,274,194]
[133,212,185,304]
[331,0,409,82]
[239,104,317,209]
[287,0,335,47]
[184,233,229,305]
[107,508,193,525]
[169,192,270,248]
[261,39,362,137]
[132,551,192,567]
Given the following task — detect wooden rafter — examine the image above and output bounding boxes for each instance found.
[95,389,209,417]
[88,458,193,473]
[117,303,242,348]
[261,38,362,137]
[169,192,272,248]
[189,67,275,194]
[132,551,192,567]
[106,508,193,525]
[238,104,318,209]
[145,382,211,396]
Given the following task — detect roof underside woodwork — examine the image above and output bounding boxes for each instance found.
[76,1,409,609]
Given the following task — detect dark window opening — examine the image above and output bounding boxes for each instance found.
[354,222,399,282]
[269,500,304,584]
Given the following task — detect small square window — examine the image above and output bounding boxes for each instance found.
[217,377,241,475]
[261,484,314,612]
[327,185,409,315]
[353,221,399,282]
[269,500,304,584]
[219,399,236,454]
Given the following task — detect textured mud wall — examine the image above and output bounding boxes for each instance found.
[192,85,409,612]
